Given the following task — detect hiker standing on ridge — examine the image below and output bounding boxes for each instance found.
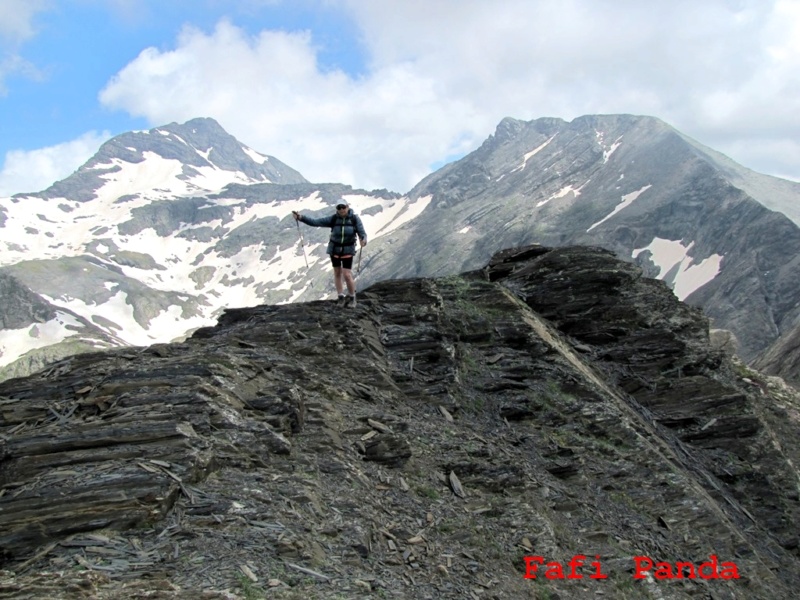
[292,201,367,307]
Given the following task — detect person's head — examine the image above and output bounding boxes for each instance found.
[336,202,348,213]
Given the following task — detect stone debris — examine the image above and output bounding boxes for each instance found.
[438,405,454,422]
[1,245,800,599]
[448,471,467,498]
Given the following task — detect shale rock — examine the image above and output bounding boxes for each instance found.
[1,245,800,599]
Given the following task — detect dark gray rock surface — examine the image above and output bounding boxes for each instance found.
[753,320,800,384]
[361,115,800,367]
[1,246,799,599]
[0,273,56,331]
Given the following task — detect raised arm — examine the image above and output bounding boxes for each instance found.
[293,212,335,228]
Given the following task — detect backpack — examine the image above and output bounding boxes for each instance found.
[332,214,358,249]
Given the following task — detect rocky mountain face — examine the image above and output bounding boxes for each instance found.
[2,114,799,385]
[0,118,411,380]
[753,323,800,383]
[360,115,800,372]
[0,273,121,381]
[2,246,800,599]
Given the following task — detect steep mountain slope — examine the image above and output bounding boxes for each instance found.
[753,320,800,382]
[0,272,121,381]
[2,246,800,599]
[0,118,424,379]
[677,135,800,227]
[2,114,799,383]
[361,115,800,364]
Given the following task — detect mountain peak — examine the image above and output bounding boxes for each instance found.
[172,115,227,134]
[3,112,800,389]
[385,113,800,368]
[26,118,308,202]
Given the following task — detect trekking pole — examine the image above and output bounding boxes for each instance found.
[357,245,363,275]
[293,212,309,269]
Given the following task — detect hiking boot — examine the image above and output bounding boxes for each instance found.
[344,294,356,308]
[337,294,346,306]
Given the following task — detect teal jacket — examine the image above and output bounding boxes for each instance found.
[299,209,368,256]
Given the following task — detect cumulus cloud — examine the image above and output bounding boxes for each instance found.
[0,0,49,93]
[0,131,110,197]
[99,18,479,192]
[0,0,760,195]
[95,0,800,191]
[335,0,800,183]
[0,0,49,42]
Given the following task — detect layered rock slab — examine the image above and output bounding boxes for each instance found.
[1,245,799,599]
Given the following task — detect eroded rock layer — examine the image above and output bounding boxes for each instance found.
[1,245,799,599]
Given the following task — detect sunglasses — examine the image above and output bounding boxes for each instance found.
[336,204,348,210]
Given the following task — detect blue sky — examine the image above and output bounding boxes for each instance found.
[2,0,800,196]
[1,2,366,150]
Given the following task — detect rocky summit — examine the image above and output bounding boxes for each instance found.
[2,245,800,600]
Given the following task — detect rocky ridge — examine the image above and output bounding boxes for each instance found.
[1,246,800,599]
[4,114,800,385]
[361,115,800,368]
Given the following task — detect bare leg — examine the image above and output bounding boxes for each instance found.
[343,269,356,295]
[333,266,344,295]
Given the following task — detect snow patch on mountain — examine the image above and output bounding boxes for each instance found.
[368,195,432,237]
[588,184,652,231]
[596,130,623,163]
[498,136,557,181]
[519,137,556,170]
[633,237,724,300]
[41,290,206,347]
[242,146,269,165]
[0,312,84,367]
[603,140,622,162]
[0,155,292,267]
[92,151,261,201]
[538,180,591,208]
[93,153,186,199]
[187,164,266,189]
[1,194,146,264]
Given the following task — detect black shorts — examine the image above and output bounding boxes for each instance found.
[331,255,354,269]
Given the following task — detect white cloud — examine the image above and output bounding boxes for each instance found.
[0,0,790,196]
[0,54,43,94]
[0,0,49,43]
[99,18,479,192]
[94,0,800,192]
[0,0,49,93]
[341,0,800,169]
[0,131,110,197]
